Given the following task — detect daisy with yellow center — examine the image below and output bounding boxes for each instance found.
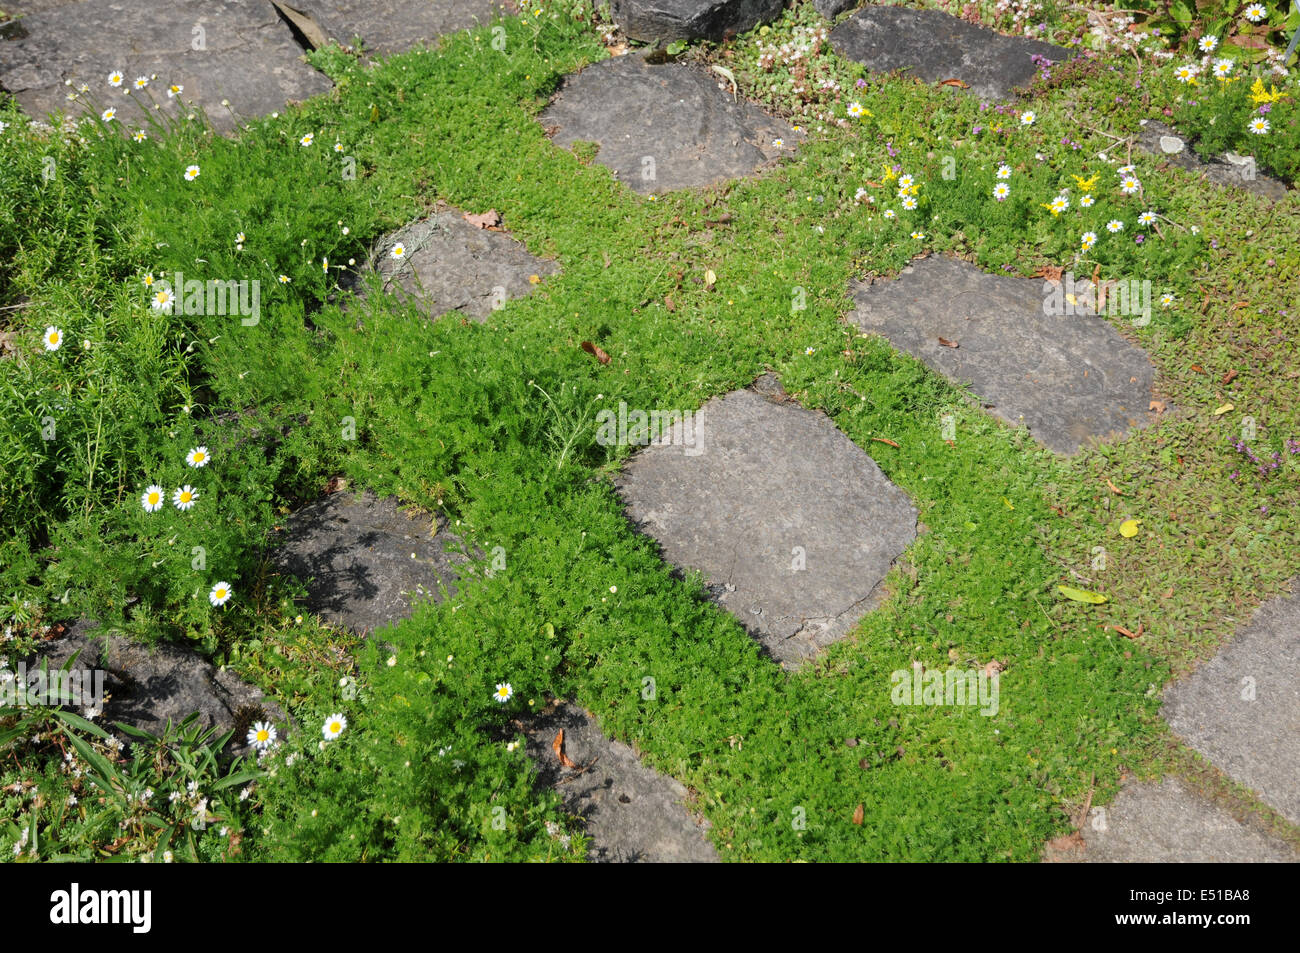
[151,288,175,312]
[108,71,124,87]
[279,274,291,284]
[996,164,1012,179]
[902,195,918,210]
[1019,111,1035,126]
[186,446,210,468]
[1175,64,1198,84]
[1248,117,1270,135]
[493,682,514,703]
[184,165,200,181]
[246,721,276,749]
[390,243,406,260]
[1044,196,1069,216]
[334,141,343,152]
[322,713,347,740]
[209,581,233,606]
[300,132,314,147]
[43,326,63,351]
[173,485,198,510]
[1080,231,1097,250]
[992,182,1010,200]
[168,84,183,98]
[132,130,147,142]
[1080,194,1095,208]
[143,273,155,287]
[101,107,117,122]
[133,76,148,90]
[141,485,165,513]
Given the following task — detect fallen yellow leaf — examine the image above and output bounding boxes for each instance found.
[1057,584,1107,604]
[1119,519,1140,538]
[1212,403,1233,416]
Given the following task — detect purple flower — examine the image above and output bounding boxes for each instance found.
[1229,471,1239,481]
[1135,235,1145,244]
[1260,505,1269,515]
[1259,104,1272,114]
[855,78,867,88]
[1286,440,1300,455]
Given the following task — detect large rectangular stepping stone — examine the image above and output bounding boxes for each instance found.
[849,256,1162,455]
[288,0,508,55]
[1135,119,1289,202]
[540,51,797,195]
[1162,582,1300,826]
[269,490,467,636]
[0,0,332,134]
[614,375,917,668]
[345,208,559,323]
[1045,778,1297,863]
[830,5,1069,101]
[610,0,784,43]
[522,702,718,862]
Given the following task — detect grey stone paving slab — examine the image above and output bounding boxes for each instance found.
[830,5,1069,101]
[346,209,559,323]
[614,376,917,668]
[814,0,858,21]
[1163,582,1300,826]
[539,51,798,195]
[21,619,286,759]
[270,489,467,636]
[289,0,510,55]
[1044,778,1297,862]
[610,0,783,43]
[0,0,332,134]
[849,256,1163,455]
[522,701,718,862]
[1135,119,1289,202]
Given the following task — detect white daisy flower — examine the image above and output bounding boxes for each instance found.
[108,71,124,88]
[897,174,914,190]
[279,274,291,284]
[101,107,116,122]
[299,132,314,147]
[847,101,866,118]
[996,164,1012,179]
[172,485,198,510]
[1120,176,1141,194]
[133,76,148,90]
[992,182,1010,200]
[1081,231,1098,250]
[143,273,155,288]
[1199,35,1218,53]
[883,209,896,219]
[1080,194,1095,207]
[1175,64,1198,83]
[132,130,147,142]
[184,165,200,181]
[1020,111,1035,126]
[322,713,347,740]
[1249,117,1270,134]
[910,231,925,240]
[1048,196,1069,215]
[333,142,344,152]
[1160,292,1175,307]
[1138,210,1157,225]
[902,195,918,210]
[141,485,165,513]
[493,682,513,704]
[1106,219,1124,233]
[43,326,63,351]
[246,721,276,750]
[390,243,406,260]
[167,83,183,98]
[1117,164,1136,175]
[185,446,210,468]
[1212,59,1233,78]
[208,581,232,606]
[1244,4,1267,22]
[151,288,175,312]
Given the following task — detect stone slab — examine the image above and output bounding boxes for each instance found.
[20,619,286,759]
[614,376,917,668]
[830,5,1069,101]
[1163,582,1300,825]
[540,51,797,195]
[814,0,858,21]
[1135,119,1289,202]
[522,701,718,862]
[289,0,509,55]
[1044,778,1297,862]
[609,0,783,43]
[269,490,467,635]
[347,210,559,322]
[849,256,1163,455]
[0,0,332,134]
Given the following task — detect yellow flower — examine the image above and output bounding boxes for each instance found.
[1249,77,1289,104]
[1072,173,1099,192]
[882,167,898,182]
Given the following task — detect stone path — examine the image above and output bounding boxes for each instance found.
[540,50,798,195]
[615,373,917,668]
[346,208,559,323]
[1134,119,1289,202]
[0,0,503,133]
[610,0,783,43]
[521,702,718,862]
[850,256,1164,455]
[1163,582,1300,826]
[24,619,286,759]
[1044,777,1296,863]
[270,489,468,636]
[271,487,716,859]
[831,5,1069,101]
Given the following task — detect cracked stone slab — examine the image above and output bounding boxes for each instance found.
[539,51,798,195]
[830,5,1069,101]
[1162,582,1300,826]
[850,256,1163,455]
[609,0,783,43]
[269,490,467,636]
[522,702,718,863]
[344,210,559,322]
[287,0,510,55]
[20,619,286,759]
[0,0,333,134]
[1043,778,1297,863]
[1135,119,1289,202]
[614,376,918,668]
